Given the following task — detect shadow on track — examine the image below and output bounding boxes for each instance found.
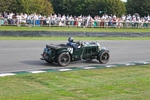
[20,60,101,68]
[20,60,60,67]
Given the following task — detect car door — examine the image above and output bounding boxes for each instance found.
[82,46,92,59]
[71,47,83,60]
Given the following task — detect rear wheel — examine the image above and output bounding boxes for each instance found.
[99,50,110,64]
[57,52,70,66]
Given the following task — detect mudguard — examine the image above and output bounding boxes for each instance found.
[97,48,109,60]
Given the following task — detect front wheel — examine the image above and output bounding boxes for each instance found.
[99,50,110,64]
[57,52,71,66]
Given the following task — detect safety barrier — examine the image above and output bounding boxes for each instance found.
[0,18,150,28]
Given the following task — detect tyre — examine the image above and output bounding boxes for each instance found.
[99,50,110,64]
[57,52,71,66]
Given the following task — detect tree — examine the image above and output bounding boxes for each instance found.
[49,0,63,14]
[103,0,126,16]
[126,0,150,16]
[9,0,24,13]
[0,0,14,12]
[49,0,126,17]
[0,0,54,16]
[43,0,54,16]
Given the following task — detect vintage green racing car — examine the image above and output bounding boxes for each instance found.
[41,38,110,66]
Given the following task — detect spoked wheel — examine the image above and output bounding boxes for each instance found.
[57,52,70,66]
[99,50,110,64]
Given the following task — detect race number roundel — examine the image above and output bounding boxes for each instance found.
[67,47,73,54]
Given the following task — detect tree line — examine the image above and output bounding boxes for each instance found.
[0,0,53,16]
[0,0,149,17]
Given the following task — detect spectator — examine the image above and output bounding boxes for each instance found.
[0,12,149,28]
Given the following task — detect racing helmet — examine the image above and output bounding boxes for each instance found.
[68,37,73,42]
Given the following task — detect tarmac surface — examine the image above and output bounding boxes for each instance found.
[0,40,150,74]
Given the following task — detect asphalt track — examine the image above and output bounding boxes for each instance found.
[0,40,150,74]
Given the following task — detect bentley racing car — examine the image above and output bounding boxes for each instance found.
[41,37,110,66]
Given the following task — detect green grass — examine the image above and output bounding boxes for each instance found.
[0,65,150,100]
[0,36,150,40]
[0,26,150,32]
[0,26,150,40]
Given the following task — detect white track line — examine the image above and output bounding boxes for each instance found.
[125,63,136,66]
[30,71,46,74]
[106,65,116,68]
[141,62,150,64]
[0,73,16,77]
[84,67,96,69]
[59,69,72,71]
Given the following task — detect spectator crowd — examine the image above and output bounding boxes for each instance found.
[0,12,150,28]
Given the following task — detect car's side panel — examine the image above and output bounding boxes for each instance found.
[82,46,99,59]
[71,47,83,60]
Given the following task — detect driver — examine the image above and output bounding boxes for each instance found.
[66,37,81,49]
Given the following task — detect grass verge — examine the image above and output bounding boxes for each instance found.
[0,36,150,40]
[0,65,150,100]
[0,26,150,32]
